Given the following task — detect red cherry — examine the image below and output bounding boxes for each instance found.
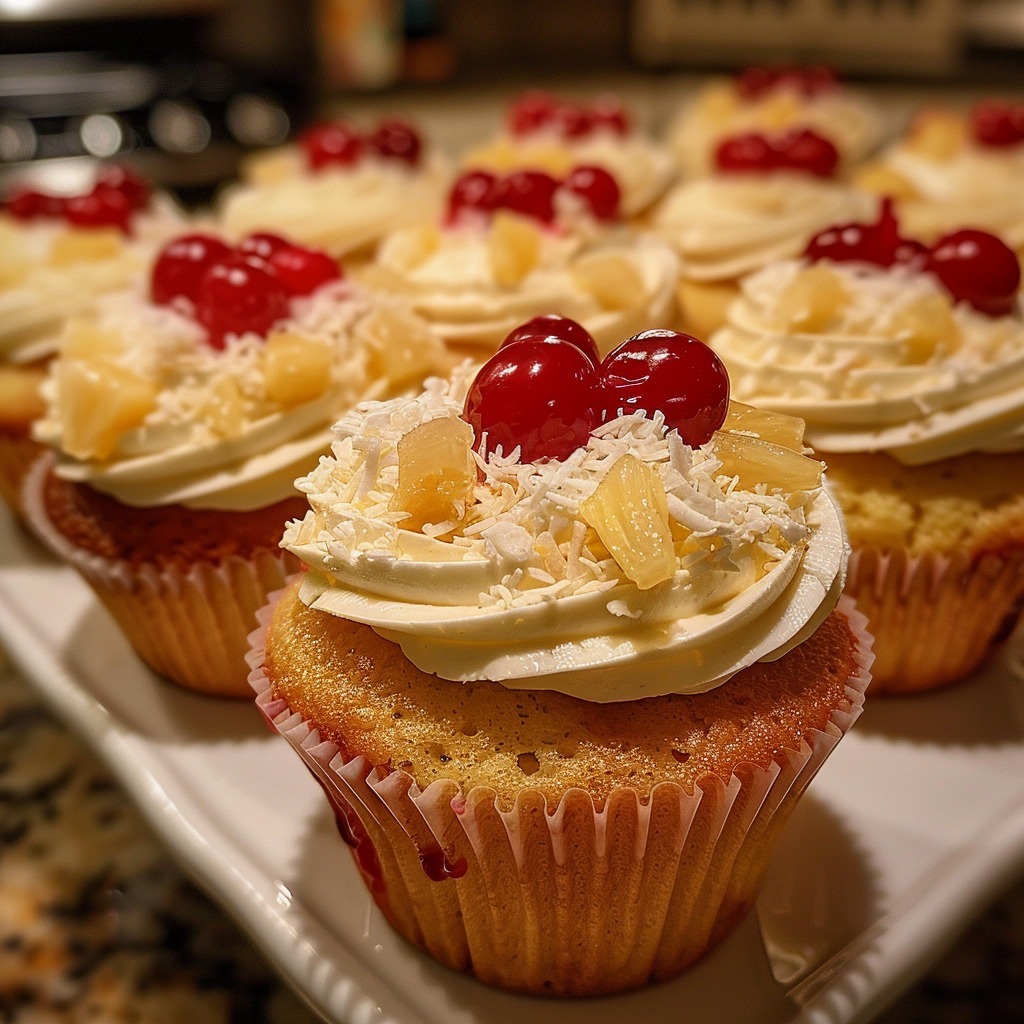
[195,254,291,348]
[500,314,600,365]
[299,121,364,170]
[778,127,839,178]
[94,164,150,209]
[776,65,838,97]
[590,96,630,135]
[928,229,1021,317]
[804,197,906,268]
[599,330,730,447]
[237,232,292,261]
[508,90,558,136]
[63,188,133,233]
[268,244,342,296]
[494,169,560,224]
[4,187,64,220]
[970,100,1024,148]
[715,132,779,174]
[735,66,780,101]
[151,233,234,306]
[463,339,602,463]
[447,169,499,221]
[552,103,593,139]
[562,165,621,221]
[369,118,422,166]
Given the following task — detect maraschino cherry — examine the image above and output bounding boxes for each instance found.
[715,127,838,178]
[151,233,233,306]
[195,255,290,350]
[507,91,630,139]
[804,197,919,268]
[299,117,423,171]
[969,100,1024,148]
[500,314,601,364]
[735,65,837,101]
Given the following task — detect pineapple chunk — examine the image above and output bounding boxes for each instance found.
[488,211,540,287]
[0,222,30,288]
[60,320,126,362]
[57,360,157,460]
[571,251,645,311]
[723,401,807,450]
[580,453,676,590]
[754,91,802,131]
[698,82,741,124]
[463,140,574,177]
[677,279,739,339]
[203,377,246,439]
[389,416,476,531]
[852,162,920,201]
[0,365,47,422]
[385,224,441,273]
[775,264,849,332]
[241,147,299,186]
[357,306,450,388]
[711,430,823,492]
[887,292,959,363]
[47,228,122,266]
[905,109,966,162]
[264,330,333,407]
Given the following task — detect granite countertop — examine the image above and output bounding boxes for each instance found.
[2,647,1023,1023]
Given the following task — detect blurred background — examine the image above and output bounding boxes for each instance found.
[0,0,1022,204]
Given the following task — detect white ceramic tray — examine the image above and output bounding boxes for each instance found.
[3,507,1024,1024]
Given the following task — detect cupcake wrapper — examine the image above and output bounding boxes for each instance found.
[846,544,1024,696]
[247,589,871,996]
[22,453,299,698]
[0,431,46,521]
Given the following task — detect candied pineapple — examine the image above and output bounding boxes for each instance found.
[571,252,644,312]
[852,163,920,202]
[775,264,849,332]
[698,82,741,124]
[385,224,441,273]
[356,306,449,388]
[754,91,802,131]
[887,293,959,363]
[905,109,966,162]
[202,377,246,439]
[463,140,574,177]
[723,401,807,450]
[712,430,823,492]
[488,211,540,287]
[264,330,333,407]
[579,453,676,590]
[389,416,476,531]
[0,365,47,421]
[57,360,157,460]
[47,228,122,266]
[60,320,127,362]
[241,147,297,186]
[0,222,29,288]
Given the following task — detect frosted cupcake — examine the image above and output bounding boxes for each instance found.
[854,99,1024,257]
[669,65,882,180]
[216,116,450,260]
[711,202,1024,693]
[0,165,184,516]
[652,126,876,339]
[356,164,680,353]
[460,90,676,218]
[249,321,871,994]
[23,229,452,697]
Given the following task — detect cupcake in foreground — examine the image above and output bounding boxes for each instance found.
[23,229,452,697]
[668,65,882,180]
[711,202,1024,693]
[356,163,680,352]
[248,320,872,995]
[0,165,184,517]
[652,125,875,339]
[216,115,449,261]
[854,100,1024,257]
[460,90,677,218]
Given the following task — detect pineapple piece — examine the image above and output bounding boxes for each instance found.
[0,365,47,422]
[385,224,441,273]
[723,401,807,450]
[60,320,126,362]
[775,264,849,332]
[241,146,299,186]
[57,360,157,460]
[47,228,122,266]
[571,251,645,311]
[461,139,519,173]
[264,330,333,407]
[754,91,802,131]
[488,211,541,287]
[677,279,739,339]
[357,306,450,388]
[203,377,246,439]
[852,162,921,201]
[0,222,30,288]
[463,140,574,177]
[580,453,676,590]
[698,82,741,124]
[906,109,966,162]
[887,292,959,363]
[389,416,476,531]
[711,430,823,492]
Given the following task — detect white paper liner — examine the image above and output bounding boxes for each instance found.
[247,585,871,996]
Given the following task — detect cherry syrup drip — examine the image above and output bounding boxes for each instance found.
[4,164,151,234]
[507,90,630,139]
[330,796,387,895]
[804,198,1021,316]
[299,117,423,171]
[149,231,342,348]
[715,127,839,178]
[419,845,468,881]
[463,317,730,463]
[446,165,620,225]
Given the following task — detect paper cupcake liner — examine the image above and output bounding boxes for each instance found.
[247,588,871,996]
[22,453,300,698]
[0,431,46,521]
[846,544,1024,696]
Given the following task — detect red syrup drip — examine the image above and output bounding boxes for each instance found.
[419,844,468,881]
[328,794,387,894]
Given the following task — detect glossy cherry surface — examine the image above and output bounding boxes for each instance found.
[237,232,291,261]
[970,100,1024,148]
[370,118,422,165]
[194,255,290,349]
[500,314,600,364]
[62,189,133,231]
[151,233,233,306]
[928,229,1021,317]
[463,339,602,462]
[782,128,840,177]
[563,165,621,220]
[600,330,730,447]
[446,170,499,221]
[715,128,838,177]
[94,164,151,209]
[508,90,557,135]
[804,198,911,268]
[715,132,777,174]
[269,245,342,296]
[493,169,560,224]
[735,64,837,100]
[300,121,364,170]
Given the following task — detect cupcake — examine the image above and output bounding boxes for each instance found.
[355,163,680,353]
[652,126,876,339]
[460,90,677,218]
[668,65,882,180]
[248,321,871,994]
[216,116,450,261]
[0,165,184,517]
[710,201,1024,693]
[854,99,1024,259]
[23,229,452,697]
